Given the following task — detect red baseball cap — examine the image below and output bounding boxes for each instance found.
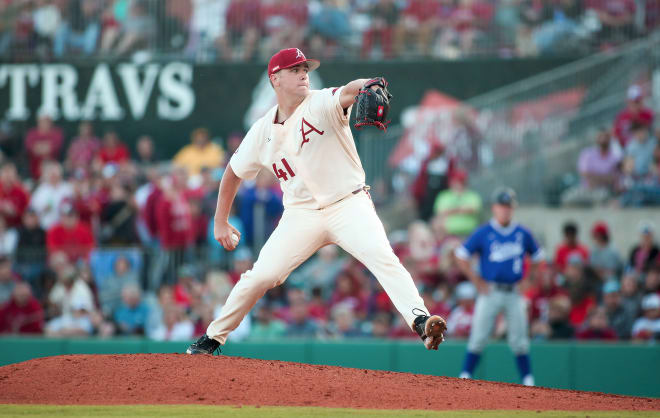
[268,48,320,77]
[591,221,609,238]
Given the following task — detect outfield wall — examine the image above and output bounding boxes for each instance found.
[0,338,657,398]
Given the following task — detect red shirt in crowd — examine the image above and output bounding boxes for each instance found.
[0,296,44,334]
[25,126,64,179]
[0,181,29,228]
[226,0,262,32]
[613,106,654,147]
[260,0,307,34]
[525,284,568,322]
[46,220,95,262]
[554,243,590,272]
[155,193,194,250]
[97,143,130,165]
[569,295,596,327]
[576,327,618,340]
[67,136,101,169]
[403,0,440,22]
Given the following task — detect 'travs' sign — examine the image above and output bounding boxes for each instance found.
[0,62,195,121]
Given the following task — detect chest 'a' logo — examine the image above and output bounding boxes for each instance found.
[300,118,324,148]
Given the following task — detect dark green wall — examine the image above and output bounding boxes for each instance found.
[0,59,573,159]
[1,338,657,398]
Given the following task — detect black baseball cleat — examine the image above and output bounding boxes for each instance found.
[412,309,447,351]
[186,334,221,355]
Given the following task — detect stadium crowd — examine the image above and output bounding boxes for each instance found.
[2,0,660,63]
[562,84,660,207]
[0,102,659,344]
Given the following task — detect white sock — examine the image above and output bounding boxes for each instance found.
[459,371,471,379]
[522,374,535,386]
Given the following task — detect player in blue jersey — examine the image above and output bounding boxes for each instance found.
[454,187,544,386]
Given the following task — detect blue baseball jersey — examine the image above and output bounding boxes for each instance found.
[455,220,544,284]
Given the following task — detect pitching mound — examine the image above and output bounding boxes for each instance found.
[0,354,658,411]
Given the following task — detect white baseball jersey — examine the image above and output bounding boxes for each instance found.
[230,87,366,209]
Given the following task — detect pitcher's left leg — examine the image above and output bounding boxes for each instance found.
[328,192,445,347]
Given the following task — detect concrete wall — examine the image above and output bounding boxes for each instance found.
[515,207,660,259]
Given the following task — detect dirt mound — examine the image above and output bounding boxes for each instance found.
[0,354,658,411]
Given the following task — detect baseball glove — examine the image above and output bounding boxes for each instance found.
[354,77,392,131]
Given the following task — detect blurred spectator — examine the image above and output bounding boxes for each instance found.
[0,216,17,257]
[554,222,590,272]
[47,265,95,319]
[54,0,102,57]
[411,142,454,221]
[588,0,635,47]
[361,0,400,59]
[644,266,660,295]
[627,221,659,274]
[46,205,95,263]
[589,221,622,280]
[65,121,101,173]
[0,162,29,229]
[602,281,635,339]
[446,281,477,337]
[547,294,575,339]
[248,303,286,339]
[401,221,442,286]
[439,0,494,57]
[135,135,159,168]
[99,184,137,245]
[25,113,64,180]
[290,245,344,298]
[394,0,440,57]
[631,293,660,341]
[329,270,368,319]
[217,0,262,61]
[623,122,657,180]
[530,0,584,55]
[433,169,482,238]
[29,162,73,230]
[173,128,225,177]
[369,311,393,338]
[307,286,329,323]
[575,306,617,340]
[0,256,19,305]
[620,271,642,317]
[96,131,130,167]
[260,0,308,59]
[238,171,283,249]
[15,209,47,291]
[0,282,44,334]
[613,85,654,148]
[110,0,156,56]
[113,284,149,335]
[98,256,140,317]
[562,256,597,326]
[153,170,194,286]
[329,302,364,338]
[151,304,194,341]
[526,263,568,323]
[309,0,351,59]
[561,128,622,206]
[285,300,320,338]
[45,298,94,337]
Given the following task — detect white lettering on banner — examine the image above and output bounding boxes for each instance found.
[117,63,160,119]
[157,62,194,121]
[81,64,123,120]
[38,64,80,120]
[0,65,40,120]
[0,62,195,121]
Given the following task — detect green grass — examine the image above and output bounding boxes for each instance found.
[0,405,658,418]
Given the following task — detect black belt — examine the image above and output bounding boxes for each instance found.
[352,185,370,195]
[491,282,516,292]
[321,185,371,210]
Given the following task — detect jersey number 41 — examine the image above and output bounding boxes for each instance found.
[273,158,295,181]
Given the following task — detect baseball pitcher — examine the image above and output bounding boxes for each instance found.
[454,187,544,386]
[187,48,446,355]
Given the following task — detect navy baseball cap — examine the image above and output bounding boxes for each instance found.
[491,187,517,206]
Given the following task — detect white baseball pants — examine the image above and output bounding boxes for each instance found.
[206,190,429,344]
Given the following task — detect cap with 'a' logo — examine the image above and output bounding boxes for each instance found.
[268,48,320,76]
